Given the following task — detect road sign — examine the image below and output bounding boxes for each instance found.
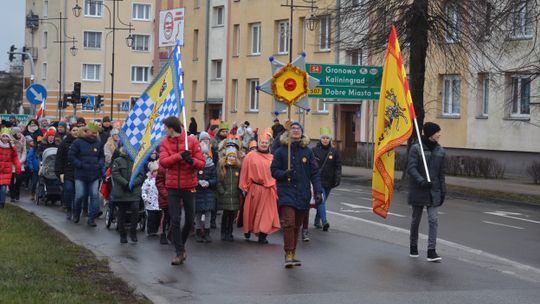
[0,114,30,125]
[121,101,130,111]
[306,64,382,100]
[81,95,95,112]
[26,84,48,105]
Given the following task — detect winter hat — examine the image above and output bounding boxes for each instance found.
[77,117,86,126]
[25,135,33,142]
[423,122,441,138]
[218,121,229,131]
[46,129,56,137]
[147,160,159,172]
[11,127,22,135]
[289,121,304,134]
[1,128,11,137]
[102,116,111,123]
[198,131,211,141]
[110,128,120,136]
[58,121,68,130]
[320,127,332,138]
[87,122,100,133]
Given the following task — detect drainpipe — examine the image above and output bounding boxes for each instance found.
[203,0,211,126]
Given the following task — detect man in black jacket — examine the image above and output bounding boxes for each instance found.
[99,116,113,145]
[55,125,79,220]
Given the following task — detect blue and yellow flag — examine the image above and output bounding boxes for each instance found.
[119,42,185,187]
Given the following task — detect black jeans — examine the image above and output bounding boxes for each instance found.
[168,189,195,256]
[10,174,22,200]
[117,201,139,237]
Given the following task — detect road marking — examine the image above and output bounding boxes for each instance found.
[340,202,406,218]
[482,221,525,230]
[341,209,371,214]
[484,211,540,225]
[335,188,367,194]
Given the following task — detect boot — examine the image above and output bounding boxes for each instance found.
[66,208,72,220]
[120,234,128,244]
[160,233,169,245]
[72,209,81,223]
[292,252,302,266]
[227,217,234,242]
[220,214,227,241]
[322,222,330,232]
[410,246,419,258]
[284,251,294,268]
[195,229,204,243]
[258,233,268,244]
[427,249,442,262]
[203,228,212,243]
[302,229,310,242]
[130,231,138,243]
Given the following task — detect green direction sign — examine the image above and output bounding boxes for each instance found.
[306,63,382,100]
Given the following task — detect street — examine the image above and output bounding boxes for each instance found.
[13,175,540,304]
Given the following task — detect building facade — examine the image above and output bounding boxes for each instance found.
[24,0,155,121]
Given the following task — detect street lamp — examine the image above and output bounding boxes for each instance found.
[126,33,134,48]
[70,41,78,56]
[306,14,319,31]
[72,0,82,17]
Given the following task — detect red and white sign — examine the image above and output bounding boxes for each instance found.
[159,8,185,47]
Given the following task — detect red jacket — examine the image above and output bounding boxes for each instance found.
[0,144,21,185]
[155,165,168,209]
[159,131,204,190]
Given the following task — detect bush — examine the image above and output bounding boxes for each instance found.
[444,155,505,179]
[526,161,540,184]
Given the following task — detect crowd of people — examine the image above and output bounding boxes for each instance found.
[0,113,446,266]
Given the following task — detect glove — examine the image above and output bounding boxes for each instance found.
[315,193,323,206]
[284,169,293,180]
[59,174,64,183]
[198,180,209,188]
[181,151,194,165]
[420,180,433,189]
[440,192,446,205]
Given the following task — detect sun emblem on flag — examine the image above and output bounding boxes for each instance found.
[159,79,168,98]
[377,89,409,145]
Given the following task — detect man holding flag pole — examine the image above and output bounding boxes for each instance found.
[372,26,445,262]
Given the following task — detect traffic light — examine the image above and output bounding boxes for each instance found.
[8,45,16,62]
[72,82,81,103]
[21,46,28,62]
[62,94,73,109]
[95,95,104,111]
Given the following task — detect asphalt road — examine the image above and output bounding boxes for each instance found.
[12,183,540,304]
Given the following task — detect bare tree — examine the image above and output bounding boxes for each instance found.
[0,71,23,114]
[320,0,540,128]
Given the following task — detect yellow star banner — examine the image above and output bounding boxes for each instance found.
[372,26,416,218]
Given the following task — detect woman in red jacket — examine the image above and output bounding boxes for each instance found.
[159,116,205,265]
[0,128,21,208]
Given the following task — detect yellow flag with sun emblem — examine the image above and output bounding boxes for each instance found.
[372,26,416,218]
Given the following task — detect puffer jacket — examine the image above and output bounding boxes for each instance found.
[26,148,39,172]
[155,165,168,209]
[407,138,446,207]
[195,161,217,212]
[68,135,105,182]
[217,165,241,211]
[111,151,146,202]
[12,135,26,168]
[159,130,205,190]
[312,142,342,189]
[54,134,76,180]
[0,142,21,185]
[271,132,323,210]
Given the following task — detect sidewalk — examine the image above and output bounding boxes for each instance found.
[342,166,540,197]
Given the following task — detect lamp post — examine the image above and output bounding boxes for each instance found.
[40,12,78,120]
[73,0,134,120]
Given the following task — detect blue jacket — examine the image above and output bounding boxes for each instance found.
[68,135,105,182]
[271,133,323,210]
[195,161,217,212]
[26,148,40,172]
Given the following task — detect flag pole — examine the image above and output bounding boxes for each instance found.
[412,118,431,182]
[182,105,189,151]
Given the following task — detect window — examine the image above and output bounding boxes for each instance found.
[82,64,101,81]
[84,0,103,17]
[277,20,289,54]
[248,79,259,111]
[319,15,331,51]
[478,73,489,117]
[510,75,531,117]
[510,0,534,39]
[317,99,329,113]
[192,81,197,102]
[214,6,224,26]
[349,49,364,65]
[445,1,460,43]
[132,4,151,21]
[194,0,200,9]
[250,23,261,55]
[131,66,150,83]
[231,79,238,112]
[42,31,48,49]
[41,62,47,80]
[131,34,150,51]
[233,24,240,56]
[193,30,199,60]
[83,31,102,49]
[442,75,461,116]
[43,0,48,18]
[212,60,223,80]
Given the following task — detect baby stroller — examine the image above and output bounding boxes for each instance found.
[105,199,146,232]
[36,147,63,205]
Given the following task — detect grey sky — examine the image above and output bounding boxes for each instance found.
[1,0,26,71]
